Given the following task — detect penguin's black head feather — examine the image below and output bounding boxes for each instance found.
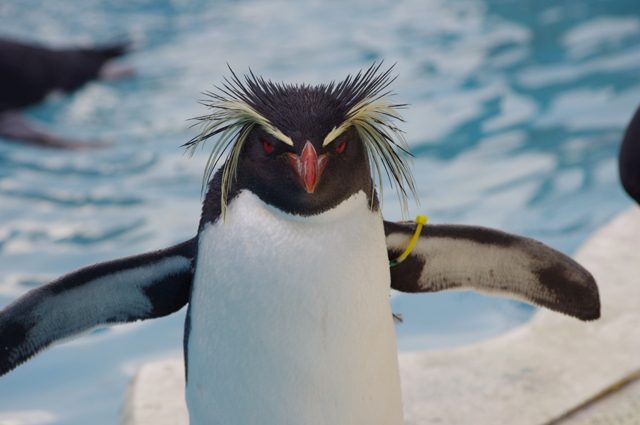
[185,63,417,218]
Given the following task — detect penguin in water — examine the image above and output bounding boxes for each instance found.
[620,105,640,204]
[0,64,599,424]
[0,38,131,148]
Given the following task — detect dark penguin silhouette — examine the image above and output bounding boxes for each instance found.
[0,38,130,148]
[620,105,640,204]
[0,64,600,424]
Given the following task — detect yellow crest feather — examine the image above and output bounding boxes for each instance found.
[183,63,418,218]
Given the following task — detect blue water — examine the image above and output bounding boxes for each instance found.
[0,0,638,424]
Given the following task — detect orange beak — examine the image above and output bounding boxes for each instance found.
[286,142,328,193]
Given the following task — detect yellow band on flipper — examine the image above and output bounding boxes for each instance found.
[389,215,427,267]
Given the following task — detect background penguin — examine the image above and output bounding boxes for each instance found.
[0,64,600,424]
[620,105,640,204]
[0,38,131,148]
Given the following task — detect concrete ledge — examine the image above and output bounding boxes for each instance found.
[120,207,640,425]
[120,359,188,425]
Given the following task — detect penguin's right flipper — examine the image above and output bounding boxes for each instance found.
[0,237,197,376]
[384,221,600,321]
[0,111,111,149]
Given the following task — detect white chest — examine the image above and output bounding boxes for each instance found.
[185,191,403,425]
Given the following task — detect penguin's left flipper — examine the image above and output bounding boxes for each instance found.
[0,237,197,377]
[384,221,600,321]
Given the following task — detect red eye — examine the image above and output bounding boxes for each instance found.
[263,141,274,153]
[335,141,346,153]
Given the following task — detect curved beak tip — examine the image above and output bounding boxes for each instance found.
[287,142,328,193]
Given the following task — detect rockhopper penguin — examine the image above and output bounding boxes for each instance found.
[0,64,600,424]
[0,38,131,148]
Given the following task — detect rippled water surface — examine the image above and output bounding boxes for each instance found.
[0,0,638,424]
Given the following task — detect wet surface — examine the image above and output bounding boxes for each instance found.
[0,0,638,423]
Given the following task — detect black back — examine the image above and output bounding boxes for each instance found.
[620,105,640,204]
[0,38,128,112]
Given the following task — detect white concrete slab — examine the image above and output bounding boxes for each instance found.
[120,359,188,425]
[552,371,640,425]
[119,207,640,425]
[400,207,640,425]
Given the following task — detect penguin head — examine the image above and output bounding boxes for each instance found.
[185,63,417,218]
[233,123,372,216]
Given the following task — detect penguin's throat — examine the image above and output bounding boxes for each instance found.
[234,188,370,224]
